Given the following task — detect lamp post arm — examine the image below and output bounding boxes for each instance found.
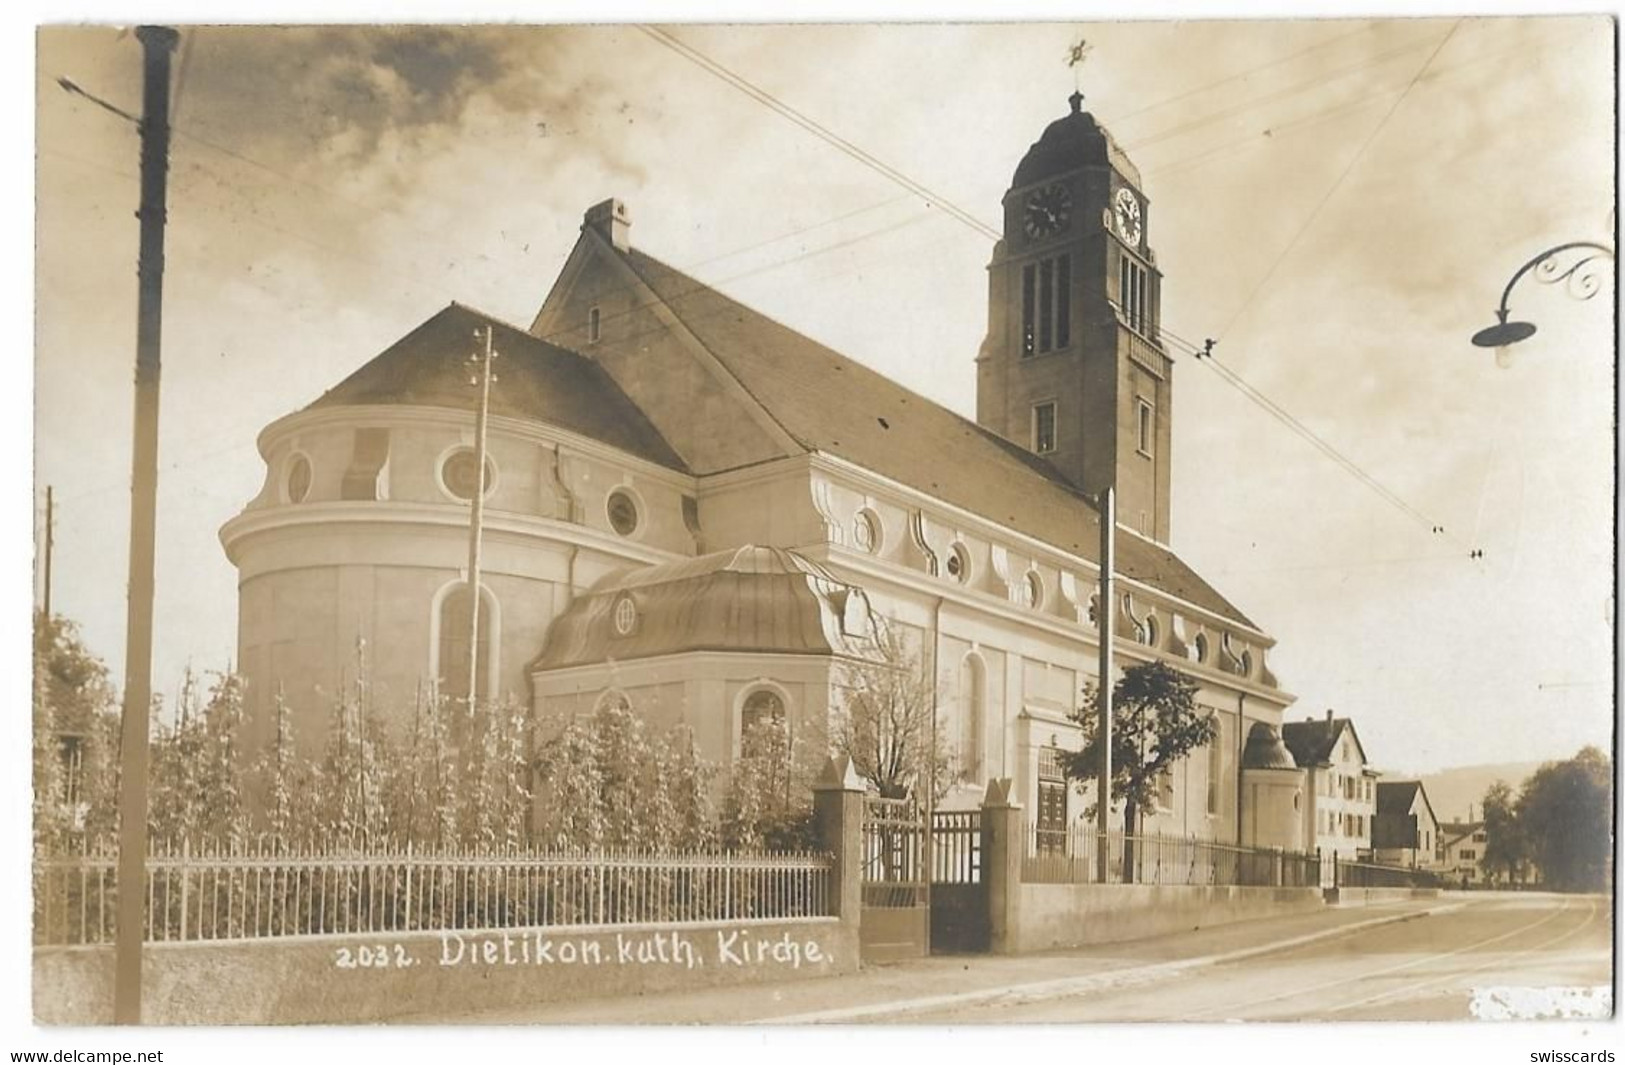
[1494,241,1616,319]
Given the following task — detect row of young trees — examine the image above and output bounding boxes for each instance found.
[30,612,835,854]
[1478,746,1612,893]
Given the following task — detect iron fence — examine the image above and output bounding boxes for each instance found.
[860,796,925,908]
[1022,820,1321,888]
[1334,858,1445,889]
[33,836,834,947]
[930,810,981,885]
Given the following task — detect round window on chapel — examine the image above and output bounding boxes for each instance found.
[285,454,312,504]
[946,543,970,583]
[442,449,494,501]
[607,490,640,537]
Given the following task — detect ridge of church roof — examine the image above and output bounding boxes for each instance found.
[305,302,689,473]
[612,244,1260,631]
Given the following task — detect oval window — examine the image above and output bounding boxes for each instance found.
[1193,633,1209,663]
[285,454,312,504]
[442,449,494,501]
[1022,571,1043,610]
[946,542,970,583]
[607,490,640,536]
[613,595,637,637]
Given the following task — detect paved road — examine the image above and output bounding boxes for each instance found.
[421,892,1608,1025]
[893,892,1610,1023]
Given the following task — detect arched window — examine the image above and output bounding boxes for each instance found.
[595,689,631,714]
[960,655,986,783]
[436,583,494,704]
[740,687,787,758]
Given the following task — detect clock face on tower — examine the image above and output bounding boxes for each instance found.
[1022,183,1073,241]
[1113,187,1143,246]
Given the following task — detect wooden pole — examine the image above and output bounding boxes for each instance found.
[42,485,54,619]
[463,325,495,714]
[1095,484,1114,885]
[114,24,178,1025]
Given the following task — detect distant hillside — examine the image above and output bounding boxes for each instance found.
[1396,762,1546,823]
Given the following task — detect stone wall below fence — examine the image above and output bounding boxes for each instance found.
[35,917,857,1025]
[1326,887,1443,907]
[1014,884,1325,953]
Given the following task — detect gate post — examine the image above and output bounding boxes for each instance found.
[981,779,1024,955]
[814,756,865,927]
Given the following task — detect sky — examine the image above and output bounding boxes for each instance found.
[30,17,1616,780]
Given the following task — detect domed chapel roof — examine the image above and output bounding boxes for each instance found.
[531,545,881,672]
[1242,722,1300,771]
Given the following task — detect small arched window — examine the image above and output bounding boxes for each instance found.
[740,688,787,758]
[437,583,493,704]
[960,655,986,783]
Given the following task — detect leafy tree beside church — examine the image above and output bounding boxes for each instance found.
[1065,659,1215,846]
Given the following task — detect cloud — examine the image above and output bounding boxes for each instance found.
[173,26,647,186]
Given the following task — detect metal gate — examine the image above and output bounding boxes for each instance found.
[860,796,928,962]
[929,809,987,953]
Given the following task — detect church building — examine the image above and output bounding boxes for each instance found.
[219,93,1299,848]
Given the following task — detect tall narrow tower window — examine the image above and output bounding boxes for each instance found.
[1021,264,1036,356]
[1120,257,1155,337]
[1033,401,1057,454]
[1021,254,1072,356]
[587,306,602,344]
[1137,398,1154,456]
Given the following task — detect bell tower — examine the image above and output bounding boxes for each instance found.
[975,91,1173,543]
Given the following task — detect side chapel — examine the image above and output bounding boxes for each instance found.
[220,93,1304,849]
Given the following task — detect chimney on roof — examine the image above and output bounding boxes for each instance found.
[1326,709,1334,723]
[584,198,631,252]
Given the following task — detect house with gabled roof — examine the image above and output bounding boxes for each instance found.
[1281,711,1379,859]
[219,94,1300,843]
[1373,780,1442,869]
[1437,819,1488,886]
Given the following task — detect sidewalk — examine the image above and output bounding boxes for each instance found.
[400,895,1461,1025]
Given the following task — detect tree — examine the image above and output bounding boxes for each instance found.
[1479,779,1528,888]
[1517,747,1611,893]
[724,716,817,850]
[1065,659,1215,879]
[32,611,119,847]
[832,622,951,801]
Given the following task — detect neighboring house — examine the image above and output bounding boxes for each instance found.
[1373,780,1442,868]
[219,93,1300,843]
[1281,711,1378,860]
[1437,820,1488,885]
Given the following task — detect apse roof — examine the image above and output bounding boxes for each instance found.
[307,303,688,472]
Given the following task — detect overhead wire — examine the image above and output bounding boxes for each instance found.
[45,23,1484,558]
[1216,19,1462,341]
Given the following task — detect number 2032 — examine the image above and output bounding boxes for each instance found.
[334,943,416,969]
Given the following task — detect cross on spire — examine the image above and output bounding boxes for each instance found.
[1066,36,1093,100]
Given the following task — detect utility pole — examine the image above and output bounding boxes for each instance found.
[463,325,497,713]
[114,24,178,1026]
[1095,485,1114,885]
[42,486,54,619]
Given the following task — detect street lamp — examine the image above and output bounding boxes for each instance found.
[1470,241,1615,367]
